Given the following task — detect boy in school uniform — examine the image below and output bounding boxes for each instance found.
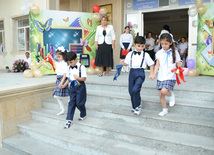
[120,36,154,115]
[61,52,87,128]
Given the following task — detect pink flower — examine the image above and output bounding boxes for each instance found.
[13,67,15,69]
[21,65,23,67]
[15,69,17,72]
[15,65,17,68]
[13,70,15,72]
[20,70,23,72]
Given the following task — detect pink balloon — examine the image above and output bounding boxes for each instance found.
[182,67,189,76]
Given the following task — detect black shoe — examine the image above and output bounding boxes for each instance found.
[64,121,72,129]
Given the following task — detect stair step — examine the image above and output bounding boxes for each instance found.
[3,133,77,155]
[31,108,214,155]
[17,120,173,155]
[43,98,214,137]
[0,148,17,155]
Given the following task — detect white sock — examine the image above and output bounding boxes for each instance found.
[54,95,65,112]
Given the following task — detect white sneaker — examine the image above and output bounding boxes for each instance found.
[169,91,175,107]
[158,109,168,116]
[57,110,65,115]
[134,108,141,115]
[131,105,141,113]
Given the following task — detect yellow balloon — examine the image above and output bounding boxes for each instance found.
[33,69,43,78]
[92,13,100,22]
[23,69,33,78]
[95,67,101,75]
[30,4,40,15]
[87,68,95,75]
[197,5,206,14]
[188,69,197,77]
[29,62,38,71]
[99,7,107,15]
[195,0,204,7]
[195,68,200,76]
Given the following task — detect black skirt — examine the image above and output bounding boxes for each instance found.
[120,42,132,59]
[95,42,113,67]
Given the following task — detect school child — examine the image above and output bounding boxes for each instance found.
[61,52,87,129]
[5,66,11,73]
[119,26,133,72]
[48,46,69,116]
[120,36,154,115]
[153,33,182,116]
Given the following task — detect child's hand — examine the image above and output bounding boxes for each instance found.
[177,61,183,68]
[149,74,155,80]
[61,84,66,88]
[120,60,125,65]
[73,74,78,80]
[58,83,62,89]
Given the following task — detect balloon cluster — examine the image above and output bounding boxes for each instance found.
[86,58,102,75]
[23,62,43,78]
[92,5,108,22]
[183,59,200,77]
[188,0,206,17]
[20,0,40,15]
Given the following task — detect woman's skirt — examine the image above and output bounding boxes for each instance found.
[120,42,132,59]
[95,42,113,67]
[156,80,176,91]
[53,75,70,96]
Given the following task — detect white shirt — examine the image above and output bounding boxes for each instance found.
[66,62,87,80]
[119,33,133,50]
[24,57,31,66]
[95,25,116,45]
[156,48,181,81]
[179,42,188,54]
[55,60,68,76]
[145,37,155,50]
[124,50,154,69]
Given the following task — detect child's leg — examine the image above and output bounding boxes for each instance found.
[76,83,87,119]
[128,70,135,109]
[66,89,76,121]
[54,95,65,115]
[158,88,171,116]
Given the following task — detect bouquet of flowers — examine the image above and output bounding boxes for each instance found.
[12,59,29,72]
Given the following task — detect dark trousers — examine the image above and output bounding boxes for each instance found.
[129,68,145,109]
[66,82,87,121]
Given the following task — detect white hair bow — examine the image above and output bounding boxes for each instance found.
[57,46,65,52]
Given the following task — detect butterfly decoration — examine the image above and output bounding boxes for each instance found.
[80,38,91,51]
[208,51,212,54]
[204,37,212,46]
[63,17,69,22]
[205,20,213,28]
[87,18,92,27]
[34,18,53,32]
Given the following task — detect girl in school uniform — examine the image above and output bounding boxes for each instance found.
[48,46,69,115]
[153,33,182,116]
[119,26,133,72]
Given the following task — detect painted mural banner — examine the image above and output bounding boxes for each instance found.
[30,10,98,74]
[197,3,214,76]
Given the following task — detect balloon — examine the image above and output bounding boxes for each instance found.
[24,0,34,7]
[29,62,38,71]
[30,4,40,15]
[195,0,204,7]
[93,5,100,13]
[21,5,29,15]
[33,69,43,78]
[99,7,107,15]
[187,59,195,69]
[195,68,200,76]
[91,58,96,69]
[128,22,132,27]
[188,6,197,17]
[87,68,95,75]
[192,20,198,27]
[133,24,138,29]
[182,67,189,76]
[197,5,206,15]
[23,69,33,78]
[92,13,100,22]
[188,69,197,77]
[95,67,101,75]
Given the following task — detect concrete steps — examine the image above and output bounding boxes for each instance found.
[30,108,214,155]
[0,148,17,155]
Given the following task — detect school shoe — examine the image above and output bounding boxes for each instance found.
[57,110,65,116]
[78,116,87,121]
[64,121,72,129]
[134,107,141,115]
[169,91,175,107]
[131,105,141,113]
[158,109,168,116]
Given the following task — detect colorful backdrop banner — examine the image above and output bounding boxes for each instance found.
[30,10,98,74]
[197,3,214,76]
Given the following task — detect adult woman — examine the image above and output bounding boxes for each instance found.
[119,26,133,72]
[145,32,155,61]
[95,15,116,76]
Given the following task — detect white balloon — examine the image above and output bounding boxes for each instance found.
[188,6,198,17]
[192,20,198,27]
[21,5,29,15]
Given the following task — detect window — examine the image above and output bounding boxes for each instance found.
[17,18,30,51]
[0,21,5,52]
